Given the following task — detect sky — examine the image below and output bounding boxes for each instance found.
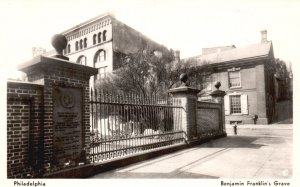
[0,0,300,79]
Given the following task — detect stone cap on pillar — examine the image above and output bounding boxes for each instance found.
[168,86,200,95]
[210,90,226,97]
[210,81,226,97]
[18,55,98,77]
[19,33,97,78]
[168,73,200,95]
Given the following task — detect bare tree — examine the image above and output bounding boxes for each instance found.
[95,47,192,97]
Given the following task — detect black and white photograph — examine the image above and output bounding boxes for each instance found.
[0,0,298,186]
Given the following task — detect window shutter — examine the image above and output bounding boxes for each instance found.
[241,94,248,114]
[224,95,230,115]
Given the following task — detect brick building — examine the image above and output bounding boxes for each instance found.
[186,31,277,124]
[54,13,168,88]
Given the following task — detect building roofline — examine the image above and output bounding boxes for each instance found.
[60,12,113,35]
[211,54,269,66]
[111,18,167,52]
[190,54,270,71]
[202,45,236,50]
[184,41,273,66]
[216,54,269,64]
[59,13,168,53]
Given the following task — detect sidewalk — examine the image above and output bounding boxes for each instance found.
[91,125,293,179]
[226,118,293,129]
[226,124,293,132]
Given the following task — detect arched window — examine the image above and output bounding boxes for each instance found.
[67,44,71,53]
[80,39,83,49]
[98,50,105,62]
[98,32,101,43]
[76,55,87,65]
[75,41,79,51]
[103,30,107,42]
[84,38,87,48]
[98,67,107,80]
[93,34,97,45]
[94,50,106,81]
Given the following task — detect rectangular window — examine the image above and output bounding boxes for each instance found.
[98,51,106,62]
[94,67,107,81]
[229,71,241,88]
[230,95,241,114]
[99,67,107,79]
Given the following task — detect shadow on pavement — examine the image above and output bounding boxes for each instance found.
[92,170,219,179]
[91,127,292,179]
[198,136,265,149]
[272,118,293,124]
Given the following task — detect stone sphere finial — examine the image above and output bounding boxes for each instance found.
[51,34,67,55]
[214,81,221,90]
[179,73,188,86]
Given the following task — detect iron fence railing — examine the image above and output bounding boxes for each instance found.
[89,89,185,163]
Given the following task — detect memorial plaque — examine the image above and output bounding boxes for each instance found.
[53,87,82,164]
[197,108,219,134]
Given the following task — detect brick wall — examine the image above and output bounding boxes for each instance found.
[21,56,96,171]
[8,56,97,178]
[7,81,44,178]
[171,91,224,140]
[199,62,270,124]
[169,87,226,142]
[170,91,198,141]
[45,69,90,167]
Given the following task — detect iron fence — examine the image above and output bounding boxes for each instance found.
[89,89,185,163]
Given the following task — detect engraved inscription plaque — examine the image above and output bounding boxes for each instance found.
[197,108,220,135]
[53,87,82,164]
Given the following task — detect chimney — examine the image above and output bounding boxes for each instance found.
[261,30,268,43]
[32,47,46,57]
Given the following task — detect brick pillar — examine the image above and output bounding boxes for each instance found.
[18,56,97,171]
[210,89,227,136]
[168,86,200,142]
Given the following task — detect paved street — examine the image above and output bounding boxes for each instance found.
[91,124,293,179]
